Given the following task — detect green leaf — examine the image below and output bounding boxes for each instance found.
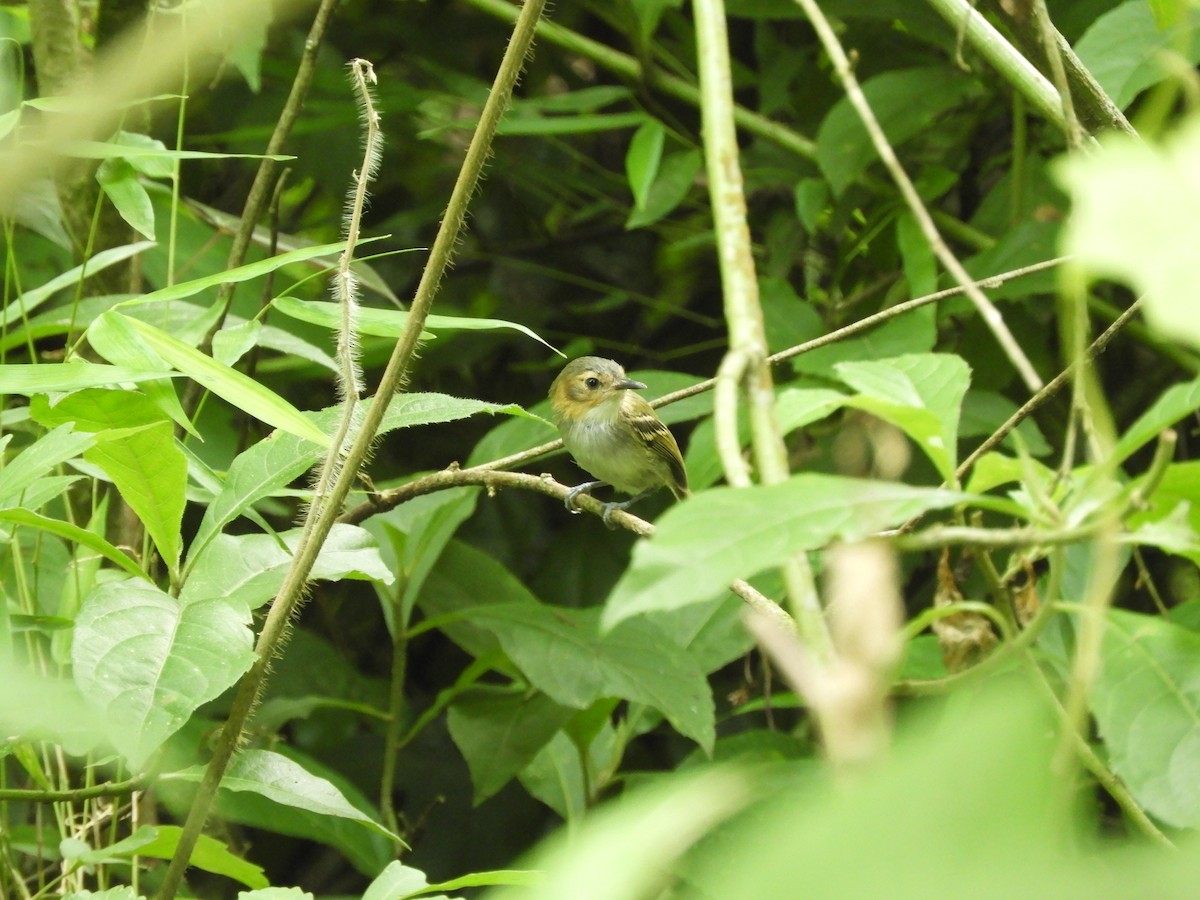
[271,296,561,356]
[2,241,154,326]
[53,137,293,164]
[1058,123,1200,350]
[896,211,936,298]
[114,237,381,308]
[97,157,155,239]
[625,149,702,229]
[182,524,394,610]
[836,353,972,481]
[84,422,186,577]
[379,392,542,431]
[1092,609,1200,827]
[485,767,752,900]
[214,749,401,841]
[368,488,480,632]
[604,476,968,626]
[0,508,145,579]
[82,312,199,437]
[626,119,665,209]
[0,423,94,507]
[75,824,267,889]
[1075,0,1200,109]
[72,579,255,769]
[816,67,981,194]
[447,689,575,804]
[113,313,330,448]
[0,362,174,395]
[461,603,715,751]
[186,429,324,573]
[1111,373,1200,464]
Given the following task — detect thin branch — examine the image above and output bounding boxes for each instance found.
[156,3,548,895]
[955,297,1142,480]
[791,0,1044,394]
[339,256,1072,526]
[0,775,147,803]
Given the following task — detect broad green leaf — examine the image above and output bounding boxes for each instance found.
[462,603,715,751]
[31,386,167,433]
[447,689,575,804]
[776,387,847,434]
[116,314,330,447]
[681,684,1076,899]
[379,392,542,431]
[625,149,702,229]
[1075,0,1200,109]
[363,861,436,900]
[415,539,538,659]
[1127,461,1200,564]
[604,476,968,626]
[1111,374,1200,464]
[896,211,936,298]
[72,579,255,769]
[84,422,186,577]
[1058,123,1200,349]
[168,749,397,874]
[0,423,94,507]
[208,749,400,841]
[186,428,324,572]
[835,353,971,481]
[816,67,981,194]
[97,157,155,239]
[74,824,267,889]
[212,319,262,366]
[520,730,591,822]
[271,296,561,356]
[1092,609,1200,827]
[626,118,665,209]
[0,362,173,395]
[368,487,480,632]
[485,767,752,900]
[2,241,154,326]
[0,509,145,579]
[181,524,394,609]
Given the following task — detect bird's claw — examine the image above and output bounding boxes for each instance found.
[564,481,601,514]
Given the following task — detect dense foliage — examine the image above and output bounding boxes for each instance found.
[4,0,1200,897]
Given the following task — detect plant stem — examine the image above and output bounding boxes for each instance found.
[693,0,830,660]
[155,2,547,895]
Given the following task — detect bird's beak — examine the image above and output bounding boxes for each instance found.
[615,377,646,391]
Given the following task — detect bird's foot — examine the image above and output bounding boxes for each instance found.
[564,481,604,514]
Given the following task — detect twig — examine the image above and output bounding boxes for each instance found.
[339,257,1072,526]
[791,0,1044,394]
[155,2,548,894]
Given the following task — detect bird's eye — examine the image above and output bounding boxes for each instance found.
[585,377,600,389]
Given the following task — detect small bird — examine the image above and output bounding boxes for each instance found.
[549,356,689,525]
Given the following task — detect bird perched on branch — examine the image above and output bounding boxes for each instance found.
[549,356,690,525]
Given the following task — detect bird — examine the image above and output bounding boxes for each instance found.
[548,356,689,525]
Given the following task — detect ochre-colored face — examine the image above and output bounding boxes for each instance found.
[550,357,645,409]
